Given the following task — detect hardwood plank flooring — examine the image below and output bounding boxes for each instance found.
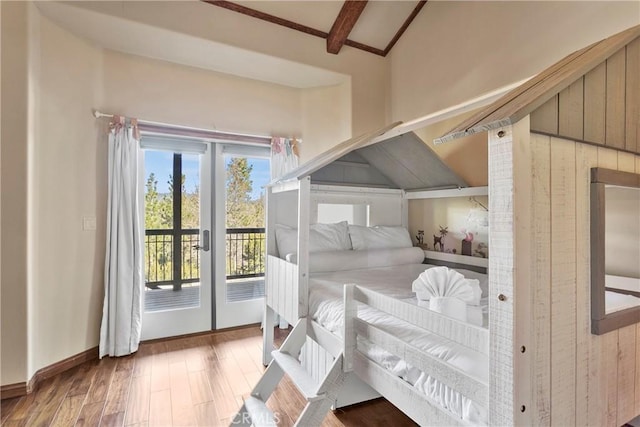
[1,326,416,426]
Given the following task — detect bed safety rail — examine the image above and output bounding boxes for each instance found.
[266,255,301,324]
[343,284,488,427]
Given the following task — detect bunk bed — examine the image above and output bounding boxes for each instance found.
[232,24,640,427]
[233,124,493,426]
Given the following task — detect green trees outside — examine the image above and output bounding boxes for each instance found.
[144,171,201,285]
[225,157,264,228]
[225,157,265,277]
[144,156,266,287]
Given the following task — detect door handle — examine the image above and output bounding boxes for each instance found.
[193,230,210,252]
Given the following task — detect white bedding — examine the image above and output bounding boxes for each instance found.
[605,275,640,314]
[308,263,489,425]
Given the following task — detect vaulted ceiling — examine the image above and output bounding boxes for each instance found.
[203,0,427,56]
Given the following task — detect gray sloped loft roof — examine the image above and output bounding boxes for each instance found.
[272,123,467,191]
[435,24,640,143]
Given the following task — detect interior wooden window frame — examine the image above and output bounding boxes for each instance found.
[590,167,640,335]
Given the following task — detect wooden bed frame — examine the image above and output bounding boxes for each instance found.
[235,25,640,427]
[252,175,490,426]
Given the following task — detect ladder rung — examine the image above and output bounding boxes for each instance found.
[271,350,324,401]
[243,396,276,427]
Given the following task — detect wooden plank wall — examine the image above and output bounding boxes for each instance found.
[524,133,640,426]
[531,38,640,154]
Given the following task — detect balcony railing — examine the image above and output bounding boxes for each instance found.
[144,227,265,289]
[226,228,266,280]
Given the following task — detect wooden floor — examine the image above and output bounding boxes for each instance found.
[1,326,416,426]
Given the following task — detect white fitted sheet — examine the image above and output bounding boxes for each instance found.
[308,263,489,425]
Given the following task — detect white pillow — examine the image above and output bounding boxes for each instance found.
[274,224,298,258]
[348,225,412,251]
[275,222,352,257]
[288,247,425,273]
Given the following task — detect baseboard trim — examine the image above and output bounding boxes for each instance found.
[1,324,262,400]
[1,346,99,400]
[0,382,28,400]
[30,347,99,392]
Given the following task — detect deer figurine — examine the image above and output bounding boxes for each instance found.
[433,226,448,252]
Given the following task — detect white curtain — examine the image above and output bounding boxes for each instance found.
[270,137,300,179]
[99,118,143,358]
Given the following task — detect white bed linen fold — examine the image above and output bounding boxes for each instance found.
[308,263,489,425]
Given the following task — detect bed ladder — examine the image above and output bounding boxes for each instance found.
[232,318,346,426]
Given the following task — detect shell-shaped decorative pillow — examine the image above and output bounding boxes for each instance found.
[412,266,481,305]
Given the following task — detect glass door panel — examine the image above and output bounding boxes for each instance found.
[214,145,269,328]
[141,144,212,339]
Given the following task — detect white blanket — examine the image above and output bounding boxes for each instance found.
[309,264,489,425]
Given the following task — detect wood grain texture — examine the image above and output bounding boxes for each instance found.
[606,47,627,149]
[530,94,559,134]
[124,374,151,425]
[326,0,368,54]
[488,126,516,426]
[530,133,552,424]
[559,77,585,140]
[617,325,637,425]
[605,331,620,427]
[584,62,607,145]
[615,151,638,425]
[597,148,620,427]
[0,327,415,426]
[75,401,106,427]
[575,143,598,427]
[627,38,640,153]
[511,117,534,426]
[201,0,387,56]
[0,383,28,400]
[550,137,577,426]
[438,25,640,142]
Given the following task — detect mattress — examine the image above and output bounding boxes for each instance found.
[308,263,489,425]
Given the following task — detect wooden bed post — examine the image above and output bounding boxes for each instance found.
[262,305,275,365]
[488,118,533,426]
[343,284,356,372]
[263,184,276,365]
[297,176,311,318]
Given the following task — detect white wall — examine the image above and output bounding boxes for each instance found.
[1,3,362,385]
[0,1,30,386]
[30,13,106,376]
[63,1,389,144]
[390,1,640,122]
[300,82,352,163]
[101,50,303,139]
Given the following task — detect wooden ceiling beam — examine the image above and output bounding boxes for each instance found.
[326,1,368,55]
[202,0,425,57]
[202,0,328,39]
[383,1,427,55]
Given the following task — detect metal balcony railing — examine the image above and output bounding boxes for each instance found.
[144,227,265,289]
[225,228,266,280]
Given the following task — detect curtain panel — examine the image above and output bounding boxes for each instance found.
[99,117,143,358]
[270,137,300,180]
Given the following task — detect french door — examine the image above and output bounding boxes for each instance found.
[140,138,212,340]
[139,138,270,338]
[214,144,270,329]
